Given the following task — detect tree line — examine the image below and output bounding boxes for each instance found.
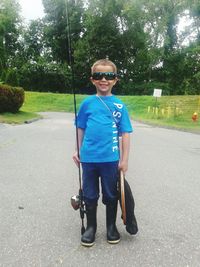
[0,0,200,95]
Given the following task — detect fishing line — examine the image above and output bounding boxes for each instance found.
[65,0,85,234]
[65,0,81,184]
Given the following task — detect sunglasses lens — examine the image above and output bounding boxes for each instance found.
[105,73,116,80]
[92,72,116,80]
[92,73,103,80]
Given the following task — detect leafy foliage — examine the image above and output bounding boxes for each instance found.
[0,0,21,70]
[0,84,24,113]
[0,0,200,95]
[18,60,72,93]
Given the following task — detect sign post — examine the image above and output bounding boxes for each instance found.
[153,89,162,108]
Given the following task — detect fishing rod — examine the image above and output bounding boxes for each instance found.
[65,0,85,235]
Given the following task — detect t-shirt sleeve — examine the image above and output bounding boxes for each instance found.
[76,101,88,129]
[118,105,133,134]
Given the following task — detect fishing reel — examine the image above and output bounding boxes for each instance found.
[71,194,86,234]
[71,195,80,210]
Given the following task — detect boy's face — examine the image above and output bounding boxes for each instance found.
[90,65,118,96]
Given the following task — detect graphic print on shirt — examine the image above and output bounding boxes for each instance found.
[113,103,123,120]
[111,102,123,153]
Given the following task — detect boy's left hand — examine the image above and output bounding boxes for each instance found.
[118,160,128,173]
[72,151,80,167]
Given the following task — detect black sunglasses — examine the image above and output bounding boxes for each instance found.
[92,72,117,80]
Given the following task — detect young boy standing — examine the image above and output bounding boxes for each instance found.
[73,59,133,247]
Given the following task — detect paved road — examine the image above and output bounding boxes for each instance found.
[1,112,200,267]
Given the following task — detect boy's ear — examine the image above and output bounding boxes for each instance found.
[113,77,118,85]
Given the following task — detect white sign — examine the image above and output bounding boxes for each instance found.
[153,89,162,97]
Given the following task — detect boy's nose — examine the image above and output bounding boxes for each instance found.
[101,77,107,81]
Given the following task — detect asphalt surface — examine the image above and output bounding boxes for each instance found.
[1,112,200,267]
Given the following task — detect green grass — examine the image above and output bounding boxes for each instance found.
[0,91,200,133]
[22,91,86,113]
[120,95,200,132]
[0,92,86,124]
[0,111,41,124]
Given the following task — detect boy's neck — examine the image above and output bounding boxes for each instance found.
[96,92,112,97]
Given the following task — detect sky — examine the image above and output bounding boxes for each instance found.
[18,0,195,45]
[18,0,45,22]
[18,0,192,28]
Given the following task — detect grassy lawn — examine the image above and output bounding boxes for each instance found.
[0,92,86,124]
[0,91,199,133]
[0,111,41,124]
[121,95,200,132]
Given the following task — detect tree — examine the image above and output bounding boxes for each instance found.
[73,0,150,93]
[181,44,200,94]
[74,0,125,90]
[42,0,84,64]
[0,0,21,70]
[1,0,199,94]
[23,19,46,62]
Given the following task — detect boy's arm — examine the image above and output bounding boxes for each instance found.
[72,128,84,167]
[119,132,131,173]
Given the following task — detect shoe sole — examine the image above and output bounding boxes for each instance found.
[107,239,120,244]
[81,241,95,247]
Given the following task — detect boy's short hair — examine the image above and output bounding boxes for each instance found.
[91,59,117,74]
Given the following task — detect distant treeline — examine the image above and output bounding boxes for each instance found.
[0,0,200,95]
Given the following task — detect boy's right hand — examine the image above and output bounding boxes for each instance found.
[72,151,80,167]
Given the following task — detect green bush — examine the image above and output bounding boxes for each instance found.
[5,68,19,86]
[0,84,25,113]
[18,62,72,93]
[1,70,7,82]
[118,80,170,95]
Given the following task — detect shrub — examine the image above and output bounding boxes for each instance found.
[0,84,25,113]
[5,68,19,86]
[18,62,72,93]
[1,70,7,82]
[119,80,170,95]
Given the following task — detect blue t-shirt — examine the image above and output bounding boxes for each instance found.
[76,95,133,163]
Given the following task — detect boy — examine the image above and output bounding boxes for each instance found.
[73,59,133,247]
